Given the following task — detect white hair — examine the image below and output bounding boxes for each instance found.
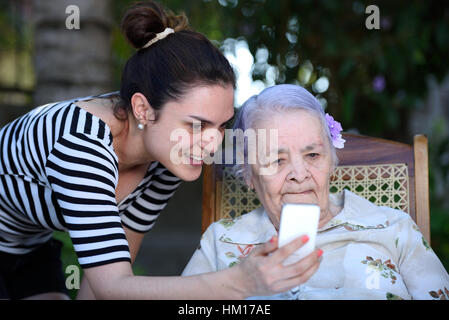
[232,84,338,180]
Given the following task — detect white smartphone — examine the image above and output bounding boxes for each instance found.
[278,203,320,266]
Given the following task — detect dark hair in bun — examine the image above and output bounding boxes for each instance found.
[116,1,235,120]
[121,1,188,49]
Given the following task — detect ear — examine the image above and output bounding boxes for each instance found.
[130,92,157,124]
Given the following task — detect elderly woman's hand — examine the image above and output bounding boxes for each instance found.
[236,235,322,297]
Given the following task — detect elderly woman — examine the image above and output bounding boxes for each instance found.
[182,84,449,300]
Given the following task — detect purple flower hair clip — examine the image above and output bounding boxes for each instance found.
[325,113,345,149]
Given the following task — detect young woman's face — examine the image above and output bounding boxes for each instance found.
[144,84,234,181]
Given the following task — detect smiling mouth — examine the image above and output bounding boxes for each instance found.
[186,154,204,166]
[190,155,203,161]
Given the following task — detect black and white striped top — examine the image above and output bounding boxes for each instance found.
[0,94,181,268]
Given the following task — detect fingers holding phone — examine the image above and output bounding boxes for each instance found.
[264,233,323,292]
[236,204,322,296]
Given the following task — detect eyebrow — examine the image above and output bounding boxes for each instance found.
[188,114,234,127]
[300,143,323,152]
[274,143,324,154]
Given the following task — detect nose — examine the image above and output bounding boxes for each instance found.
[201,128,224,155]
[287,156,310,182]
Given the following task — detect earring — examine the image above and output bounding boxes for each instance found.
[137,123,145,130]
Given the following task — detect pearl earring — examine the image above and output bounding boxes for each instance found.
[137,123,145,130]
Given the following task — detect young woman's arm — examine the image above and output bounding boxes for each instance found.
[82,236,321,299]
[77,226,145,299]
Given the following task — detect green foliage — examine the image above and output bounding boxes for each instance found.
[430,205,449,271]
[211,0,449,140]
[0,2,18,49]
[428,123,449,271]
[111,0,449,139]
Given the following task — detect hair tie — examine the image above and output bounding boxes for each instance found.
[141,27,175,49]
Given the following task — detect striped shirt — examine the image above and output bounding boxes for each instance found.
[0,94,181,268]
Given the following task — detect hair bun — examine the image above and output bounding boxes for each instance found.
[121,1,189,49]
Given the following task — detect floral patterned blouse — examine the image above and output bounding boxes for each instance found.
[182,190,449,300]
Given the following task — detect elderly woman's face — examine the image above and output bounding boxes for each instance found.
[248,109,333,230]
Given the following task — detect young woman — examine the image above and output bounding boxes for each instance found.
[0,2,320,299]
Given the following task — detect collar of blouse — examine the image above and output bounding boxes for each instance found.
[217,190,391,246]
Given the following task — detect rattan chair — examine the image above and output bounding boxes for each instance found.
[201,133,430,244]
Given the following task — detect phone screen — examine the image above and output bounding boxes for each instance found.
[278,203,320,265]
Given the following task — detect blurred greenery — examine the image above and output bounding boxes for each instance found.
[1,0,448,298]
[0,1,33,86]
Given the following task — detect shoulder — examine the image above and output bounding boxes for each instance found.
[46,119,119,179]
[27,96,114,155]
[342,189,414,227]
[66,105,113,146]
[44,97,121,165]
